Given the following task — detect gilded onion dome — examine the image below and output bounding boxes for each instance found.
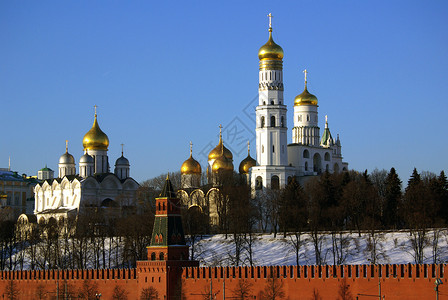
[239,142,256,174]
[212,154,234,173]
[258,29,283,61]
[294,69,318,106]
[82,112,109,151]
[208,126,233,161]
[181,142,201,175]
[258,14,283,61]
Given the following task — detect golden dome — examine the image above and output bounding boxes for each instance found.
[295,70,318,106]
[239,142,256,174]
[212,154,234,173]
[181,143,202,175]
[208,126,233,161]
[294,86,318,106]
[239,155,256,174]
[258,29,283,61]
[82,114,109,151]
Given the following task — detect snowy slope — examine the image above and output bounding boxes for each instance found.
[189,230,448,267]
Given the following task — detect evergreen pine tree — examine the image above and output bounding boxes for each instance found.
[406,168,421,191]
[383,167,402,229]
[437,171,448,225]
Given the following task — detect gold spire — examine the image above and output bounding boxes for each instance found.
[294,69,318,106]
[65,140,69,153]
[258,13,284,63]
[82,106,110,151]
[121,143,124,156]
[304,69,308,89]
[268,13,272,31]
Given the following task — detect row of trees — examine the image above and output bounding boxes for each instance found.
[0,204,155,271]
[0,168,445,271]
[179,168,448,266]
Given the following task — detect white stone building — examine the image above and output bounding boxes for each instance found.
[33,110,139,222]
[250,15,348,192]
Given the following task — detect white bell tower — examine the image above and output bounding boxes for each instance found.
[251,14,295,192]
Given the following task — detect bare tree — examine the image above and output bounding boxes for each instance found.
[35,284,47,300]
[140,287,159,300]
[232,279,254,300]
[310,288,322,300]
[260,269,285,300]
[4,280,20,300]
[77,280,99,300]
[337,278,354,300]
[112,285,129,300]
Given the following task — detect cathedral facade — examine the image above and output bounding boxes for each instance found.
[32,110,139,222]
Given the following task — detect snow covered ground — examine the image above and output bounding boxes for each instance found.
[189,229,448,267]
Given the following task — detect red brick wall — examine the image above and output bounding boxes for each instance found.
[0,268,139,299]
[0,264,445,299]
[181,264,447,300]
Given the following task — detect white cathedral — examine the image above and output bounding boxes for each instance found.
[32,110,139,222]
[250,14,348,191]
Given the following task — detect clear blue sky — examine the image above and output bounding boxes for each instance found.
[1,1,447,184]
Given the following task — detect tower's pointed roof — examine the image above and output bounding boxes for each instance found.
[159,174,176,198]
[320,115,334,147]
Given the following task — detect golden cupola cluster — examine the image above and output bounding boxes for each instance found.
[209,126,234,173]
[294,69,318,106]
[82,113,110,151]
[239,141,256,174]
[181,142,202,175]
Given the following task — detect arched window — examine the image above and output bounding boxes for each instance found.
[255,176,263,190]
[305,161,308,171]
[162,202,166,210]
[303,149,310,158]
[261,116,265,128]
[324,152,330,161]
[281,116,284,127]
[159,252,165,260]
[151,252,156,260]
[313,153,322,174]
[270,116,276,127]
[271,176,280,190]
[307,115,310,121]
